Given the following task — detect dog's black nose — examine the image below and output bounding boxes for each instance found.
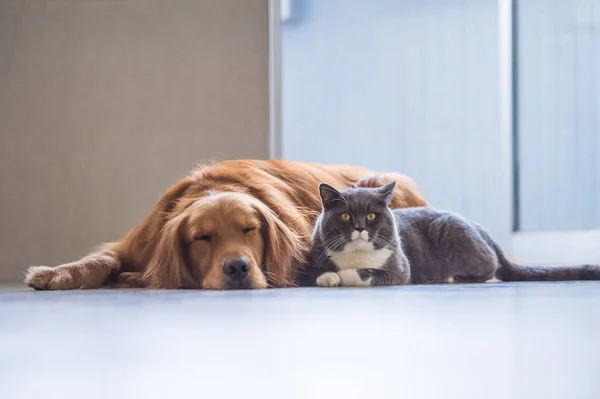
[223,257,250,281]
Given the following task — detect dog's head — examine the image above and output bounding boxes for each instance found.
[142,191,307,290]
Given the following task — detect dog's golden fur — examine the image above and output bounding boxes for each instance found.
[25,160,426,290]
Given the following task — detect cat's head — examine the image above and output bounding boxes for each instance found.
[317,181,397,251]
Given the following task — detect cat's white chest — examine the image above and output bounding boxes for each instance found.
[327,246,393,270]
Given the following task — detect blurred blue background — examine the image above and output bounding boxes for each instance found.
[281,0,600,258]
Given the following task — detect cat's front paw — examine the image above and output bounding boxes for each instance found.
[316,272,341,287]
[337,269,372,287]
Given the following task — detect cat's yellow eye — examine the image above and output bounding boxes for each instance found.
[340,213,351,222]
[367,213,377,221]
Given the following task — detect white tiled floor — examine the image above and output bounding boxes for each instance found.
[1,282,599,399]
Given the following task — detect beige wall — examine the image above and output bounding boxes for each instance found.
[0,0,270,283]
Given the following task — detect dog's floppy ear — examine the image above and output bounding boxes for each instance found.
[142,213,194,289]
[121,177,195,268]
[250,198,307,288]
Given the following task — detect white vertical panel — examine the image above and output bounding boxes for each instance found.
[517,0,600,231]
[282,0,506,246]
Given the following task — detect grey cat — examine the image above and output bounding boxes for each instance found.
[305,181,600,287]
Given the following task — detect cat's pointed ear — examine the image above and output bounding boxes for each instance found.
[378,181,397,205]
[319,183,343,209]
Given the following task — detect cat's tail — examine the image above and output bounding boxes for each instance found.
[497,260,600,282]
[479,228,600,281]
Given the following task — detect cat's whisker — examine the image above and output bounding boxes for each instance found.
[371,234,398,253]
[314,234,348,265]
[328,243,344,253]
[327,236,348,251]
[323,234,346,249]
[371,235,388,247]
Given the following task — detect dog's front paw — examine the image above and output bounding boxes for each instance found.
[25,266,81,290]
[316,272,341,287]
[337,269,372,287]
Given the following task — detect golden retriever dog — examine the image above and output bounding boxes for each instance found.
[25,160,426,290]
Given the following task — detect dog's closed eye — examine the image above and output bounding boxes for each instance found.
[194,234,212,242]
[242,226,257,234]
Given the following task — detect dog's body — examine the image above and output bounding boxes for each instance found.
[25,160,426,290]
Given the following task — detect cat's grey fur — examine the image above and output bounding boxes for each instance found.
[305,181,600,287]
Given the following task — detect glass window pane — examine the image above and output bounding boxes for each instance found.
[516,0,600,231]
